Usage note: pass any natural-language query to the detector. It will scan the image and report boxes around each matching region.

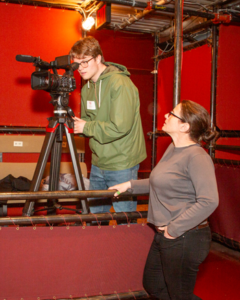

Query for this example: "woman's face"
[162,104,183,134]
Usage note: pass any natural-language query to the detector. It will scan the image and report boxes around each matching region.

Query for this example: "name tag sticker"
[87,101,96,110]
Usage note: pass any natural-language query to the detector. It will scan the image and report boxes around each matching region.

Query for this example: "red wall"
[209,25,240,244]
[0,4,154,172]
[157,44,212,162]
[216,25,240,131]
[215,24,240,161]
[0,4,82,126]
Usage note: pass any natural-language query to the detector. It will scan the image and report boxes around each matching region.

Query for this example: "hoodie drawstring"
[99,80,102,107]
[88,80,102,108]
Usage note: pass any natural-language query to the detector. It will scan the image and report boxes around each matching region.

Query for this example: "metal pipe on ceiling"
[156,39,208,61]
[115,9,154,30]
[101,0,217,19]
[159,17,206,43]
[160,17,202,36]
[108,24,154,33]
[183,19,213,35]
[5,0,240,22]
[103,0,146,8]
[115,10,152,30]
[220,0,240,8]
[173,0,184,108]
[115,0,172,30]
[80,0,94,8]
[2,0,78,10]
[109,0,240,32]
[159,12,239,44]
[152,3,216,19]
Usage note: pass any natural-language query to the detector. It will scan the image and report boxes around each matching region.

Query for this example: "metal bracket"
[79,153,85,162]
[212,13,232,24]
[146,0,152,10]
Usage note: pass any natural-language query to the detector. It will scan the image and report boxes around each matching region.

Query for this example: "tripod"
[22,94,89,217]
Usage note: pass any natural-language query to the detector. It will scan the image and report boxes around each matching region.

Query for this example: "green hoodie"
[81,62,147,171]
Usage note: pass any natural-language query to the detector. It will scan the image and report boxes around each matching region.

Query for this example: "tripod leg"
[64,122,89,214]
[47,124,63,214]
[22,120,58,216]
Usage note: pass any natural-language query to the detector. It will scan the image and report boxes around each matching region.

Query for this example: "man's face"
[73,55,100,81]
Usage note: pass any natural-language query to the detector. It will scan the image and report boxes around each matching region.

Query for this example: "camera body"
[16,54,79,113]
[31,70,76,93]
[31,55,77,93]
[16,54,78,94]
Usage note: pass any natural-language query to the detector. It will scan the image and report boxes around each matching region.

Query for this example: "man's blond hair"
[70,36,105,63]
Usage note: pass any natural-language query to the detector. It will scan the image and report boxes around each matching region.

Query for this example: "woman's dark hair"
[180,100,217,144]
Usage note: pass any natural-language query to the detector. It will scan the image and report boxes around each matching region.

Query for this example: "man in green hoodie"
[70,36,146,214]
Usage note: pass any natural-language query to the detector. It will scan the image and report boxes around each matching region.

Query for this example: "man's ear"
[180,122,190,133]
[96,55,102,64]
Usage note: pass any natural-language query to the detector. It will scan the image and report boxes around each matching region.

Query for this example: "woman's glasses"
[168,111,185,122]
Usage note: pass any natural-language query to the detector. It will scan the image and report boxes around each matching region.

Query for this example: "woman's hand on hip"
[164,227,177,239]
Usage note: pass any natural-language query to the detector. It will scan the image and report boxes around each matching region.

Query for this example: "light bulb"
[82,16,95,31]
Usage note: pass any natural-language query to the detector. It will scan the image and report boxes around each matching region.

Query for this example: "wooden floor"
[194,241,240,300]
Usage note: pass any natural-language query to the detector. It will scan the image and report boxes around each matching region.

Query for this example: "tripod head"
[16,54,80,118]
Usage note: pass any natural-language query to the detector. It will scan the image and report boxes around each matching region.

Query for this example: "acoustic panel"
[0,224,155,300]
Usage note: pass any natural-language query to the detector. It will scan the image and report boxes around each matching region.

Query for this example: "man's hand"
[72,116,86,134]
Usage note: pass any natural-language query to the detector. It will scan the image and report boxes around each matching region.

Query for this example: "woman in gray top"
[109,100,219,300]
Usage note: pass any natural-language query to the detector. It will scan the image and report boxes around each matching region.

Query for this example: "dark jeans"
[143,226,211,300]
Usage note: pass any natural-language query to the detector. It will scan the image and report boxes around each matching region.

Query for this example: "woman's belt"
[155,220,209,234]
[191,220,209,230]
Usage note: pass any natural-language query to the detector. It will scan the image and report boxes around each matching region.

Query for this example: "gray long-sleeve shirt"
[130,143,219,237]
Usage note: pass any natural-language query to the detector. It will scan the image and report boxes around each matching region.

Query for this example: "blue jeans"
[89,164,139,213]
[143,226,211,300]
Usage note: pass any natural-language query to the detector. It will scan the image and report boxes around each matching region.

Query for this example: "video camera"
[16,54,79,94]
[16,54,80,114]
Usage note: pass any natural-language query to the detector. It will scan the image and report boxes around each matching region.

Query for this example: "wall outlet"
[62,142,67,148]
[13,141,23,147]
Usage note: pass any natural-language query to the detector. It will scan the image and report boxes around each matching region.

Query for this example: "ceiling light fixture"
[82,16,95,31]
